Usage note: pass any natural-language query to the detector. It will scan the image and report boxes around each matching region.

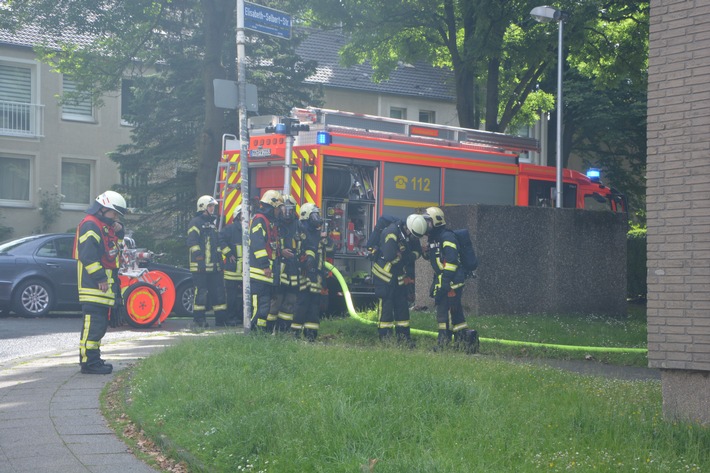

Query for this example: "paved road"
[0,313,192,366]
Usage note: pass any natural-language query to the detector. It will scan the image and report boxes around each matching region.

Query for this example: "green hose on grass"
[325,261,647,354]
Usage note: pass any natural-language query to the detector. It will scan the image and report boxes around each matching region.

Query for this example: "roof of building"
[296,29,455,102]
[0,23,94,50]
[1,24,455,102]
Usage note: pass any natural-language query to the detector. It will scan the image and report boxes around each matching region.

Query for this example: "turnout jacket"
[249,207,280,284]
[74,210,124,307]
[427,226,465,290]
[219,221,244,281]
[299,220,326,293]
[372,222,410,285]
[278,217,301,287]
[187,212,223,272]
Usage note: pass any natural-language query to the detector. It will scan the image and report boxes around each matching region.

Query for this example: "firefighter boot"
[395,326,415,348]
[466,329,480,354]
[81,361,113,375]
[304,328,318,342]
[378,328,393,341]
[436,329,452,349]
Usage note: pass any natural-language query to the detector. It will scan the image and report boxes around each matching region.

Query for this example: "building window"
[121,170,148,210]
[61,159,93,208]
[419,110,436,123]
[121,78,135,126]
[390,107,407,120]
[0,156,31,203]
[62,77,94,122]
[0,63,34,135]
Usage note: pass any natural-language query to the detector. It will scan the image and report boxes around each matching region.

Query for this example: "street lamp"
[531,5,569,208]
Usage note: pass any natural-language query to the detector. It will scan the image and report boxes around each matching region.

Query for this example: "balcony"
[0,100,44,138]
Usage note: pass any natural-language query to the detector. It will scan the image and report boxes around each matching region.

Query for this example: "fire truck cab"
[217,107,626,306]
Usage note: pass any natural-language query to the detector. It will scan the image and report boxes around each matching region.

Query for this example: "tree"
[1,0,321,217]
[301,0,648,211]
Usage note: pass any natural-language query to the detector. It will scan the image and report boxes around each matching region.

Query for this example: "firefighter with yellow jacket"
[249,190,284,332]
[219,207,244,326]
[75,190,127,374]
[416,207,478,352]
[187,195,228,328]
[292,203,327,341]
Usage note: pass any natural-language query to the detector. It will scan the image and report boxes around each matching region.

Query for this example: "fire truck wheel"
[174,281,194,316]
[123,282,162,328]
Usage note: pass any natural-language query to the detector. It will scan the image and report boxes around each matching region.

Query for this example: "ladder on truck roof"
[291,107,540,154]
[213,134,239,231]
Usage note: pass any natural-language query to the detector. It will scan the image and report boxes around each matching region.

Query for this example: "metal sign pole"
[237,0,252,331]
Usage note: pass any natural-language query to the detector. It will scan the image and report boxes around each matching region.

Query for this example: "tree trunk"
[454,64,477,129]
[196,0,232,197]
[485,56,501,132]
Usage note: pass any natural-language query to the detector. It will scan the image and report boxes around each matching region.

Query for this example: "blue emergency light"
[316,131,332,145]
[586,168,601,182]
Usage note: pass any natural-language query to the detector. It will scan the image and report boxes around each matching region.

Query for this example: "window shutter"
[62,77,93,118]
[0,64,31,103]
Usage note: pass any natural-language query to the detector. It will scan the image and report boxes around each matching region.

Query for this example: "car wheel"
[13,278,54,317]
[174,282,194,316]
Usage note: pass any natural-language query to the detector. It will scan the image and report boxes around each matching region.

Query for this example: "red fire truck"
[217,107,626,301]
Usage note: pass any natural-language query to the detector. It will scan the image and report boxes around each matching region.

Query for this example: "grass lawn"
[104,305,710,473]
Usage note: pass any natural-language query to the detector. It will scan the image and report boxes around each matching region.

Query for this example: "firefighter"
[75,190,127,374]
[372,217,419,343]
[418,207,477,352]
[249,190,284,332]
[293,203,326,341]
[187,195,228,328]
[270,194,300,332]
[219,207,244,326]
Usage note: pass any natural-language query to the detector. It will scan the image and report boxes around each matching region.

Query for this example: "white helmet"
[197,195,217,212]
[406,214,428,238]
[260,190,284,208]
[232,206,243,221]
[299,202,322,227]
[95,191,127,215]
[425,206,446,227]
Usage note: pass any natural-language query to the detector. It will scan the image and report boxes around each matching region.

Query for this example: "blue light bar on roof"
[316,131,331,145]
[586,168,601,182]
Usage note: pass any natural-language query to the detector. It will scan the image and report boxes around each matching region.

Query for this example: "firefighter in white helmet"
[371,215,421,344]
[74,190,127,374]
[419,207,478,352]
[269,194,301,332]
[292,202,326,341]
[249,190,284,332]
[187,195,228,328]
[219,206,245,326]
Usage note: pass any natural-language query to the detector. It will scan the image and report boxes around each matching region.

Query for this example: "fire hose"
[324,262,647,354]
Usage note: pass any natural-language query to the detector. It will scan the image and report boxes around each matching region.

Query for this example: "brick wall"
[647,0,710,374]
[411,0,710,428]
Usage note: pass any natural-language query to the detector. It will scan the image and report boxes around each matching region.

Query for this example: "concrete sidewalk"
[0,330,195,473]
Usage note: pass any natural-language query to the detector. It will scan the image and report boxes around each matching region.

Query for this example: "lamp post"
[531,5,569,208]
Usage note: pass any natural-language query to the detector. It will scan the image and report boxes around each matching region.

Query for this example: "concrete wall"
[647,0,710,426]
[414,205,628,317]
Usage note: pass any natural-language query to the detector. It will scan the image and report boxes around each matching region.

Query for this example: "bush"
[627,225,647,300]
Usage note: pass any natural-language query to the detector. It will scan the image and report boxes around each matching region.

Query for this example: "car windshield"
[0,235,44,254]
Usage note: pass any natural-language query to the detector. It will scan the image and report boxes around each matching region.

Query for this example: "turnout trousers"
[192,271,227,324]
[79,303,110,367]
[375,278,410,341]
[251,279,274,332]
[224,279,244,325]
[435,286,468,345]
